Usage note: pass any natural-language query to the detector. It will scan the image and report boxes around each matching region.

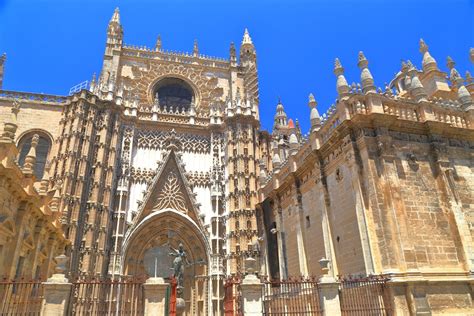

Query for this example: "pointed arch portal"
[122,208,210,314]
[121,147,211,314]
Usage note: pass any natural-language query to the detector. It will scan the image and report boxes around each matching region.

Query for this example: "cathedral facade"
[0,8,473,315]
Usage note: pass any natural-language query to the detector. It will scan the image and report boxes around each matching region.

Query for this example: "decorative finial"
[447,56,455,70]
[110,7,120,24]
[156,35,162,51]
[230,42,236,62]
[272,153,281,170]
[23,134,39,174]
[193,39,199,57]
[334,58,344,75]
[384,83,393,97]
[419,39,438,72]
[1,100,20,142]
[447,57,462,86]
[334,58,350,97]
[357,51,375,94]
[308,93,317,108]
[0,53,5,64]
[357,51,368,69]
[242,28,253,45]
[470,48,474,64]
[419,38,428,53]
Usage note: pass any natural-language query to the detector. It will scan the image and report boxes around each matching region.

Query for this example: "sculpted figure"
[169,243,189,289]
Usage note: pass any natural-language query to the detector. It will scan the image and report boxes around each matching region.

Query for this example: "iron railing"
[262,276,323,315]
[224,275,242,316]
[0,276,44,315]
[68,275,146,315]
[339,275,392,316]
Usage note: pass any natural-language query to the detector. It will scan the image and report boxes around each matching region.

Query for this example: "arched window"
[153,77,194,113]
[18,132,51,179]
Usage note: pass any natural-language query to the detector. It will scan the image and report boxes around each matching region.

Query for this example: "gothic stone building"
[0,8,473,315]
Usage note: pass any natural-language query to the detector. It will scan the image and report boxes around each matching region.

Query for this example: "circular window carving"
[153,78,194,113]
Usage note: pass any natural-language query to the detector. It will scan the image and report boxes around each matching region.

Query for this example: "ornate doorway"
[122,209,210,315]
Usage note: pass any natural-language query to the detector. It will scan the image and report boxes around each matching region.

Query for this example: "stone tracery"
[154,172,187,213]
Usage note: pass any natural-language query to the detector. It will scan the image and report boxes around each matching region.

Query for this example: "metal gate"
[339,275,392,316]
[68,275,145,315]
[262,277,323,315]
[0,276,44,315]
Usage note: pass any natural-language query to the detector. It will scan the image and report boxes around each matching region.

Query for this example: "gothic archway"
[122,208,210,315]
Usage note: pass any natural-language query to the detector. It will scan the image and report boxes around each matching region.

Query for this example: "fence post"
[241,257,263,315]
[143,277,169,316]
[41,254,72,316]
[318,258,341,316]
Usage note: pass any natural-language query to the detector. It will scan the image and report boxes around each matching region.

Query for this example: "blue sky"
[0,0,472,132]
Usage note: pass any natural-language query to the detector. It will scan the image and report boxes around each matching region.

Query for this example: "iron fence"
[68,275,146,315]
[339,275,392,316]
[224,275,242,316]
[262,276,323,315]
[0,276,44,315]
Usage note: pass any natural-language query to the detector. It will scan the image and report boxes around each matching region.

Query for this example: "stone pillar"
[241,257,263,315]
[41,255,72,316]
[318,258,341,316]
[241,274,263,316]
[143,277,169,316]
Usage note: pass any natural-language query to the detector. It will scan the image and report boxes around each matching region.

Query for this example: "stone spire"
[357,51,376,94]
[258,160,267,185]
[110,7,120,24]
[229,42,236,65]
[23,134,39,175]
[106,7,123,44]
[0,53,5,90]
[193,39,199,57]
[242,28,253,45]
[334,58,350,98]
[308,93,321,130]
[155,35,162,51]
[447,56,463,86]
[39,162,51,194]
[470,48,474,64]
[419,39,438,72]
[407,61,427,102]
[273,98,288,129]
[240,28,256,66]
[272,152,281,171]
[1,100,20,142]
[289,133,299,155]
[89,72,97,93]
[445,58,473,108]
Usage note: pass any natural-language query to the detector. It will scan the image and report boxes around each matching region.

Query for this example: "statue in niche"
[169,243,189,291]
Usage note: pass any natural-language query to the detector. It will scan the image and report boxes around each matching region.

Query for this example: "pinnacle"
[357,51,368,69]
[334,58,344,75]
[308,93,317,108]
[193,39,199,55]
[446,56,455,69]
[242,28,253,45]
[110,7,121,24]
[419,38,428,53]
